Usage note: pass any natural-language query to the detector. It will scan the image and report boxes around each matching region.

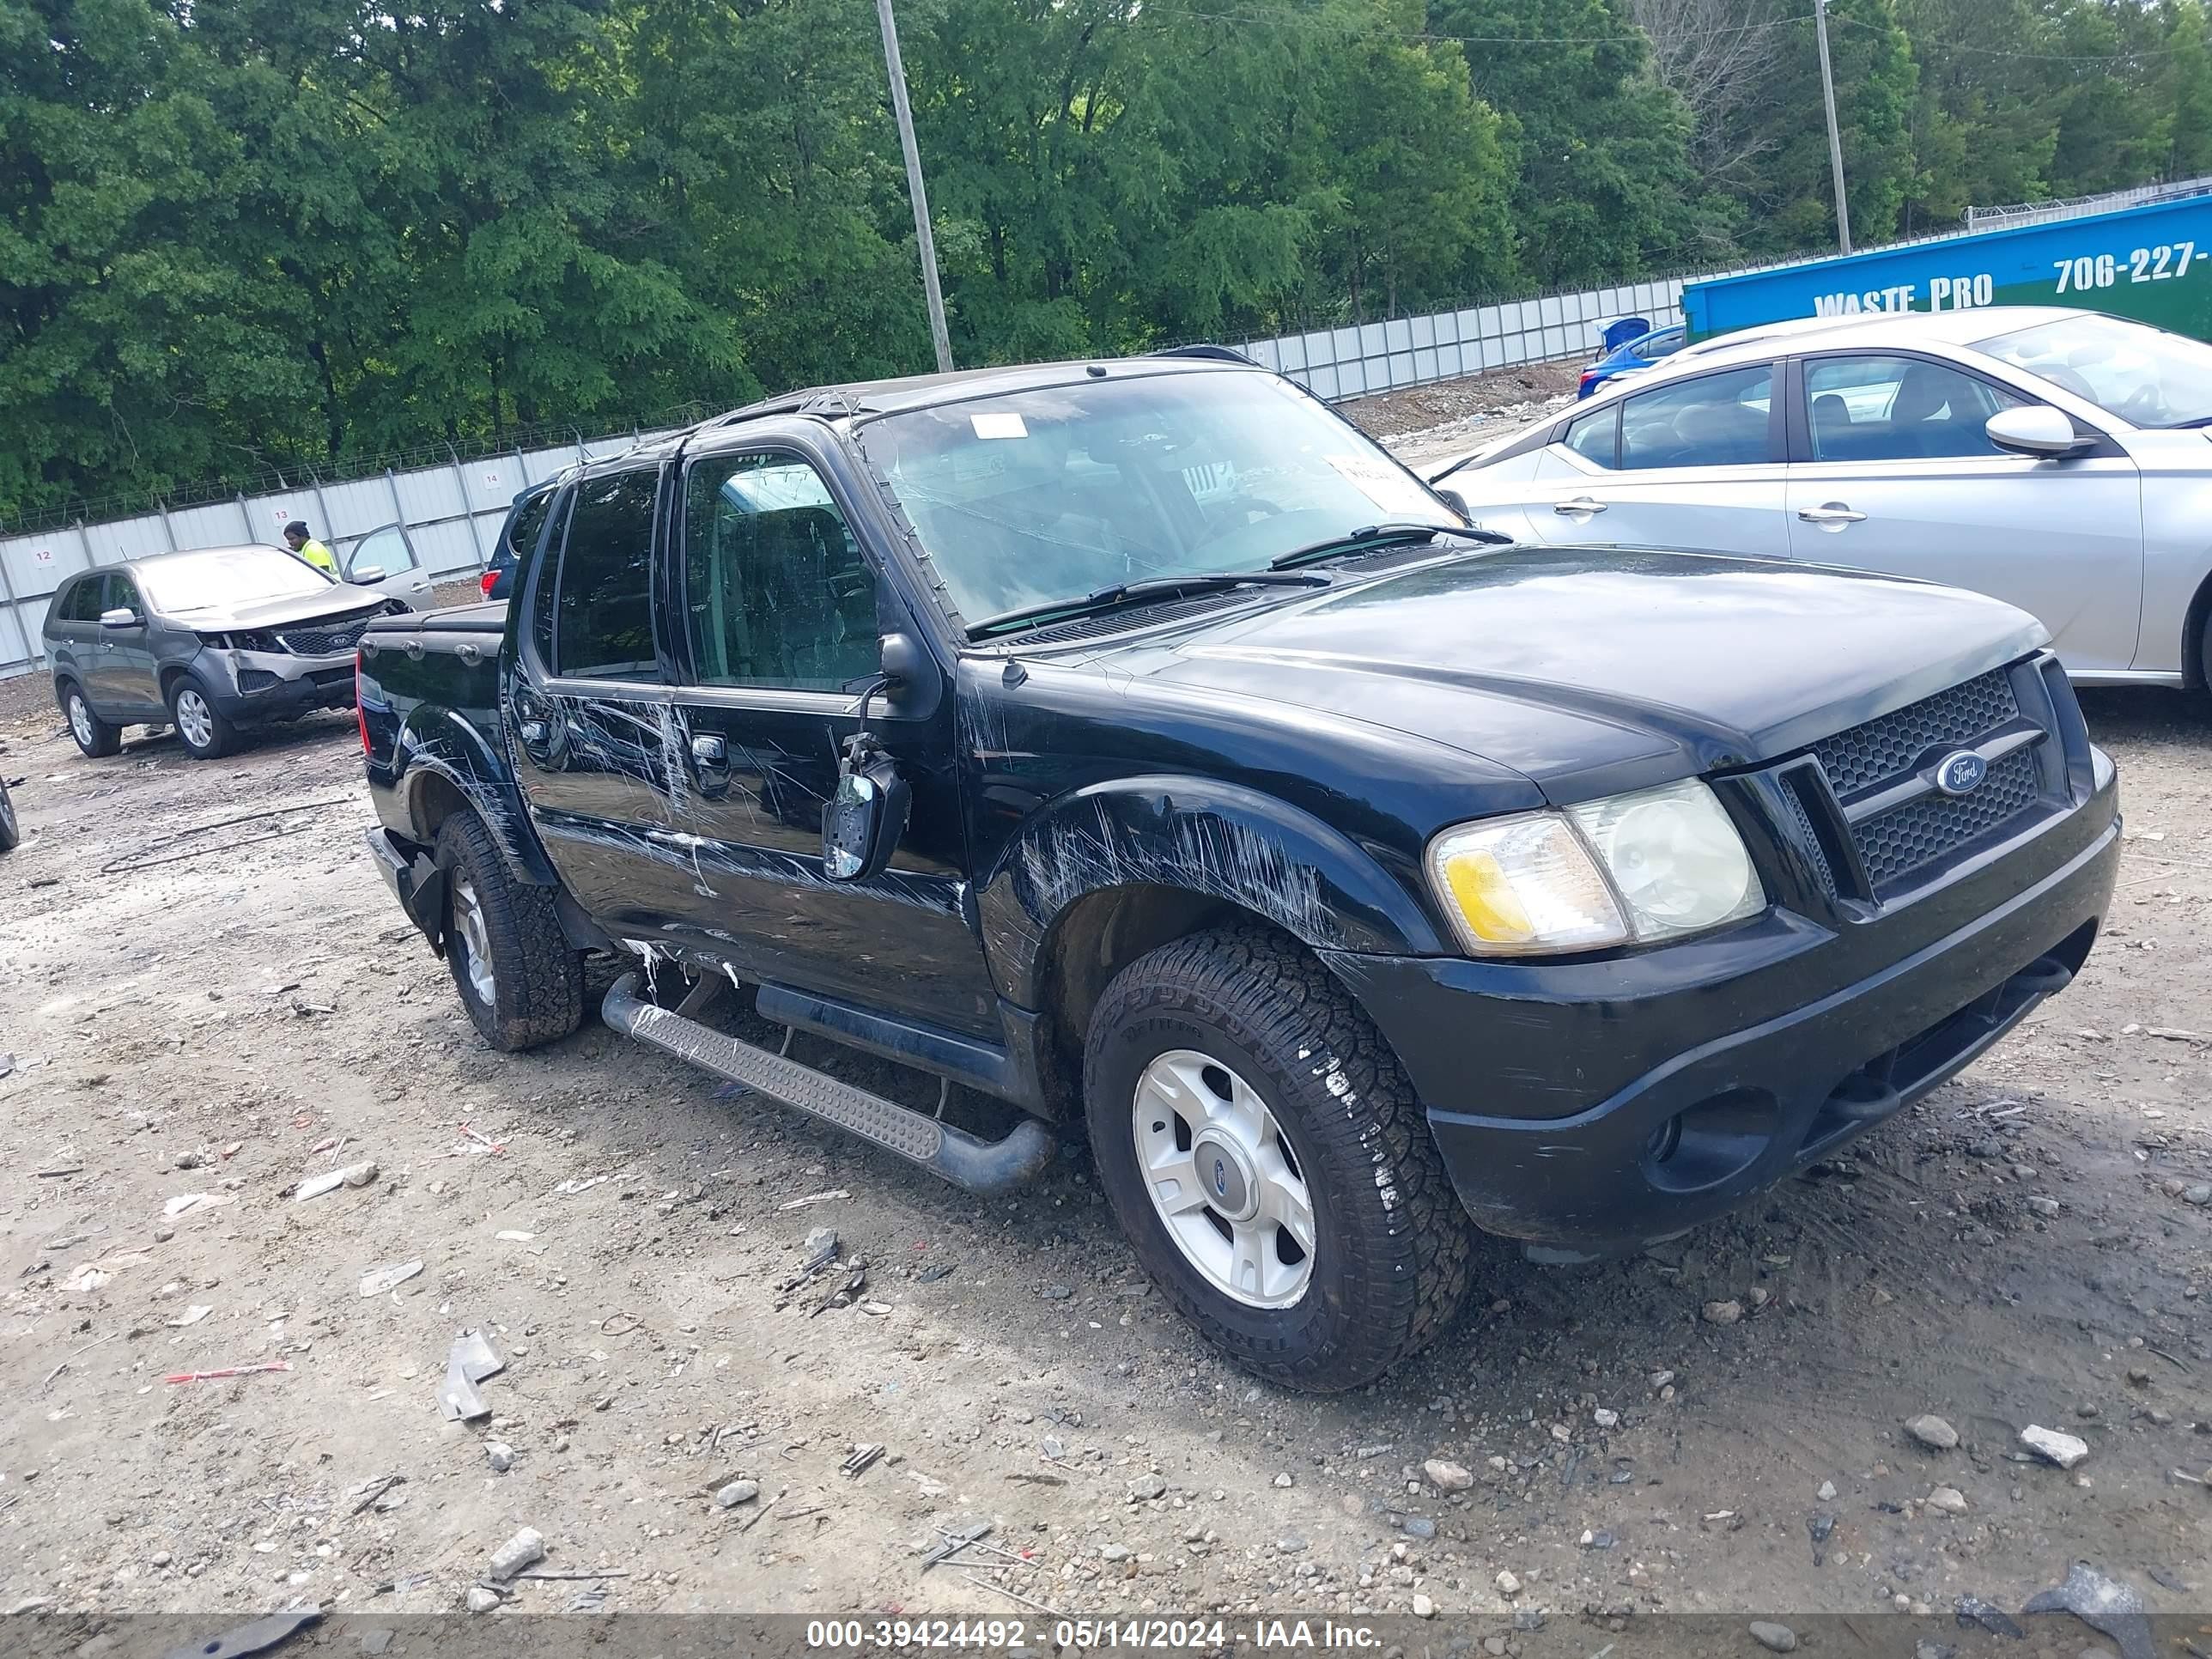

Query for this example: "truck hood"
[1104,545,2048,805]
[168,586,388,630]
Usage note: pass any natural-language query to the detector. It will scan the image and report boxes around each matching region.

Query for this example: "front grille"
[1851,745,2042,888]
[276,614,374,657]
[1812,668,2019,799]
[1792,663,2052,896]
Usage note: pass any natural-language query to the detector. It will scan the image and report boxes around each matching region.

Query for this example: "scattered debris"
[32,1164,82,1178]
[41,1331,118,1389]
[486,1443,514,1473]
[163,1192,235,1217]
[1906,1414,1961,1451]
[1701,1299,1743,1325]
[294,1160,377,1201]
[167,1304,214,1328]
[465,1586,501,1614]
[2021,1425,2090,1468]
[1927,1486,1969,1515]
[917,1261,957,1283]
[155,1608,322,1659]
[347,1474,407,1516]
[1955,1595,2026,1638]
[2023,1561,2154,1659]
[357,1261,422,1297]
[487,1527,546,1580]
[779,1189,850,1210]
[921,1520,993,1572]
[1423,1458,1474,1492]
[1004,1471,1066,1486]
[551,1172,623,1196]
[495,1231,535,1242]
[1748,1622,1798,1654]
[1128,1473,1167,1500]
[714,1480,760,1508]
[842,1443,884,1479]
[436,1328,504,1422]
[165,1362,290,1384]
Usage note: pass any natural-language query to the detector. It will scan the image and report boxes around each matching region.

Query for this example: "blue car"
[1577,320,1686,398]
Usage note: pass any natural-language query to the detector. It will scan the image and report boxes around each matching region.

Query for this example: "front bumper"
[201,648,357,724]
[1328,767,2118,1259]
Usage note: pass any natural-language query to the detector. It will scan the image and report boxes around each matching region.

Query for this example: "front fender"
[976,775,1449,1006]
[394,707,559,887]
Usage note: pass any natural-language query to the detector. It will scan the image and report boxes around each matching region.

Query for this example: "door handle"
[1553,496,1608,514]
[689,732,731,799]
[1797,503,1867,525]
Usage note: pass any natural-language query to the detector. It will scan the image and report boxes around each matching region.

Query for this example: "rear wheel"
[61,684,120,759]
[1084,925,1474,1392]
[0,777,17,854]
[434,810,585,1051]
[168,678,238,761]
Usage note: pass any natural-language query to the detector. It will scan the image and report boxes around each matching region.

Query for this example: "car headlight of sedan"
[1425,780,1764,956]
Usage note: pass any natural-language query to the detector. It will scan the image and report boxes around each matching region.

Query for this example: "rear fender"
[975,775,1447,1006]
[394,707,559,887]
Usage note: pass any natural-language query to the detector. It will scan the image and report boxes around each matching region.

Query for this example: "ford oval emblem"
[1212,1157,1230,1198]
[1934,750,1988,796]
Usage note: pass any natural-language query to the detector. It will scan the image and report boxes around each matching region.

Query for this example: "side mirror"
[821,740,910,882]
[349,563,387,584]
[99,607,140,630]
[1987,405,2084,458]
[1434,486,1472,520]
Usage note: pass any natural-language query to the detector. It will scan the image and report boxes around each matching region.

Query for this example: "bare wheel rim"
[174,689,214,750]
[69,696,94,749]
[452,874,497,1006]
[1133,1048,1316,1309]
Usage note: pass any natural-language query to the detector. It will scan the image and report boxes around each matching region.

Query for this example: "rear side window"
[1620,365,1774,471]
[56,577,98,622]
[1562,406,1618,468]
[551,471,660,681]
[506,490,555,562]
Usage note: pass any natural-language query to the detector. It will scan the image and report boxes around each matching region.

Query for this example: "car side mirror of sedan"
[1434,486,1473,520]
[1986,404,2086,458]
[349,563,387,584]
[99,607,141,630]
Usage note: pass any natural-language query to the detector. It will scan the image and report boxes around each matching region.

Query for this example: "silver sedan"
[1433,307,2212,687]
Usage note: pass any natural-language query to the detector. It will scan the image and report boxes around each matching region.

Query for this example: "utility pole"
[1813,0,1852,254]
[876,0,955,374]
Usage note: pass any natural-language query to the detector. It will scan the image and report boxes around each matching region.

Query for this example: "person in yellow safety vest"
[283,520,339,579]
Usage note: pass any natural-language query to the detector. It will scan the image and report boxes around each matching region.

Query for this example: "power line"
[1832,11,2178,62]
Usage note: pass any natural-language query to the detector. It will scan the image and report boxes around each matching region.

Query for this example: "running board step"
[600,974,1055,1194]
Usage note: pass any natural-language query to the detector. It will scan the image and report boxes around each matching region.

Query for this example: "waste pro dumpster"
[1681,193,2212,343]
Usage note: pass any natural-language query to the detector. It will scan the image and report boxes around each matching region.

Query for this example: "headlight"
[1426,781,1763,957]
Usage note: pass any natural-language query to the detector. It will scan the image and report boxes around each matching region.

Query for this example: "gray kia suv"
[45,545,400,761]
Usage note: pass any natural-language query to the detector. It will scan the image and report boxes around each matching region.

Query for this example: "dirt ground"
[1,380,2209,1655]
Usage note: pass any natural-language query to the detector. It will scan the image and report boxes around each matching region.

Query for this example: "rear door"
[506,467,686,930]
[341,523,434,609]
[658,436,998,1035]
[1522,362,1791,557]
[1784,351,2144,675]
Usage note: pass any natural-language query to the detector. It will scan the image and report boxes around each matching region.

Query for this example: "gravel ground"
[0,374,2208,1651]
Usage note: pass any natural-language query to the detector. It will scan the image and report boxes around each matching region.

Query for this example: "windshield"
[138,547,335,612]
[856,369,1457,624]
[1974,313,2212,427]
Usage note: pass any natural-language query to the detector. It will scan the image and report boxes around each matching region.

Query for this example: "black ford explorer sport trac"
[356,349,2119,1391]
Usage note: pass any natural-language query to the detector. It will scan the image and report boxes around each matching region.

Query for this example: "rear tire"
[0,777,17,854]
[434,811,585,1052]
[1084,925,1474,1392]
[167,678,238,760]
[61,684,121,759]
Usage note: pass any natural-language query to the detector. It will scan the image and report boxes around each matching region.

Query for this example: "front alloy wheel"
[1133,1050,1315,1308]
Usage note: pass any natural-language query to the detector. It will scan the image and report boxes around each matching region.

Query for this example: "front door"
[660,441,998,1036]
[1526,362,1792,558]
[92,573,162,715]
[1784,352,2145,676]
[342,522,434,609]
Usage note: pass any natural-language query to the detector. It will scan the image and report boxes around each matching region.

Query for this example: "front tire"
[0,778,17,854]
[1084,925,1474,1392]
[168,678,238,760]
[61,684,121,759]
[434,811,585,1052]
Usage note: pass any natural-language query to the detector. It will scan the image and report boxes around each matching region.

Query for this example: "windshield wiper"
[1267,521,1508,571]
[968,569,1328,640]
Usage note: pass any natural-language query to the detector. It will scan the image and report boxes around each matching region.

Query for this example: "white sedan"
[1431,307,2212,686]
